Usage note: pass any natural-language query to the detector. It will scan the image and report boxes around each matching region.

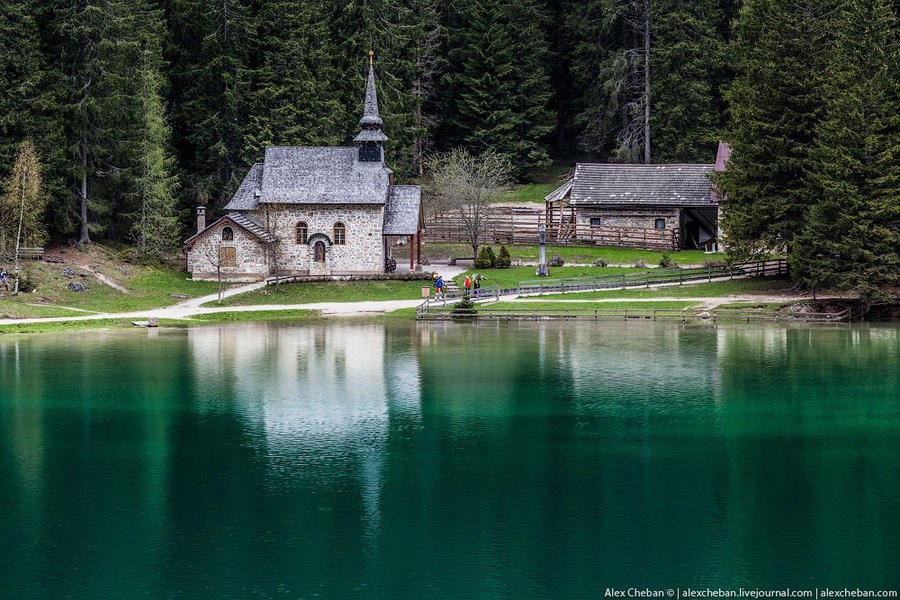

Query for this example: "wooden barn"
[545,144,730,251]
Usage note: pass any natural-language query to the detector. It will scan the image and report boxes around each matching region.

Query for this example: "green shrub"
[450,297,477,318]
[475,246,496,269]
[18,268,37,293]
[659,253,678,268]
[497,245,512,268]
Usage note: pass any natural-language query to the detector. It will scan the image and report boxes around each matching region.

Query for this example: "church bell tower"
[354,50,389,163]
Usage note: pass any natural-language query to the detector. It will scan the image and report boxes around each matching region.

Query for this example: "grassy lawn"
[0,302,92,319]
[501,244,714,265]
[454,266,650,290]
[527,277,792,300]
[2,245,223,316]
[189,309,319,322]
[211,279,428,307]
[395,242,720,266]
[493,183,558,203]
[716,301,795,310]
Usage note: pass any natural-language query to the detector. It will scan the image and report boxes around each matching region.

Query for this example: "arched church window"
[222,226,234,241]
[296,222,308,244]
[333,222,346,245]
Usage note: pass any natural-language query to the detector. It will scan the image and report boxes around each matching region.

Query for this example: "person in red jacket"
[464,275,472,298]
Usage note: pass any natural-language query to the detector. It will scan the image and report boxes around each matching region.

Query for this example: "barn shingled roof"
[570,164,716,207]
[382,186,421,235]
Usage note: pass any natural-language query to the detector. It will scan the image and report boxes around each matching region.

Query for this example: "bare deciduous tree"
[199,242,228,303]
[426,148,511,258]
[259,203,294,288]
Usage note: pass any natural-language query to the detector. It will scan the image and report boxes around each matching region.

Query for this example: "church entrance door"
[313,241,325,263]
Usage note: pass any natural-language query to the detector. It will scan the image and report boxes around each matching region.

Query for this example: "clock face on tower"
[359,143,381,162]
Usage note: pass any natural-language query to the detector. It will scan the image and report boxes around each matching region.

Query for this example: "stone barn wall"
[574,206,679,232]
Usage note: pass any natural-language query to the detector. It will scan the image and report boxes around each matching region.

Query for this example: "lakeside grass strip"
[6,261,223,315]
[0,310,320,335]
[490,300,701,310]
[0,318,189,335]
[189,309,319,323]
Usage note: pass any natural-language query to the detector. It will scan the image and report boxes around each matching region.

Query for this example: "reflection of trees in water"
[1,324,897,595]
[0,332,194,596]
[715,325,900,584]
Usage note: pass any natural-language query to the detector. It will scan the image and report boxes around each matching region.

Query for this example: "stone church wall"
[259,204,385,276]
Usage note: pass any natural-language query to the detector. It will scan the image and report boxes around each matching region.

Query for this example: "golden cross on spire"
[369,49,374,68]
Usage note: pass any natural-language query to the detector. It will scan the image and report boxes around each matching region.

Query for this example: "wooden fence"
[417,305,852,324]
[417,259,791,319]
[424,208,678,249]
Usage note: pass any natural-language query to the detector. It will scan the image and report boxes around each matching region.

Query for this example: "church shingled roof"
[383,186,421,235]
[223,163,264,211]
[258,146,391,205]
[570,164,716,207]
[217,54,402,214]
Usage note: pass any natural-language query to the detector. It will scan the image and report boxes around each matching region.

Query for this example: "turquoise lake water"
[0,321,898,599]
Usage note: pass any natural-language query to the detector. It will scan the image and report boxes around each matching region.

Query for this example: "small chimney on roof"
[196,206,206,233]
[711,142,733,204]
[715,141,732,172]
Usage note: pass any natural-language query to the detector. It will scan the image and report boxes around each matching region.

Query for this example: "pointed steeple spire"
[360,50,382,127]
[354,50,389,147]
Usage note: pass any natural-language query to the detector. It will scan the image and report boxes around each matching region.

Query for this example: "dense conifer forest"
[0,0,896,293]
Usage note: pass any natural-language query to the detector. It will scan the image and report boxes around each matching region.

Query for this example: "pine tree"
[564,0,650,162]
[167,0,256,207]
[716,0,837,259]
[52,0,147,244]
[650,0,726,162]
[441,0,555,176]
[792,0,899,299]
[0,2,44,175]
[130,34,180,259]
[0,1,68,236]
[565,0,731,163]
[328,0,443,179]
[243,0,346,164]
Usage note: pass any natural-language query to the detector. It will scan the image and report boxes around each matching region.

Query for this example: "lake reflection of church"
[188,322,423,533]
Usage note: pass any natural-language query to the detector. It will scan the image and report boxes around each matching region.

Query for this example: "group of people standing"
[432,272,485,300]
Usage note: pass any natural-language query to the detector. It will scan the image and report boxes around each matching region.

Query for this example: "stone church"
[184,55,423,281]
